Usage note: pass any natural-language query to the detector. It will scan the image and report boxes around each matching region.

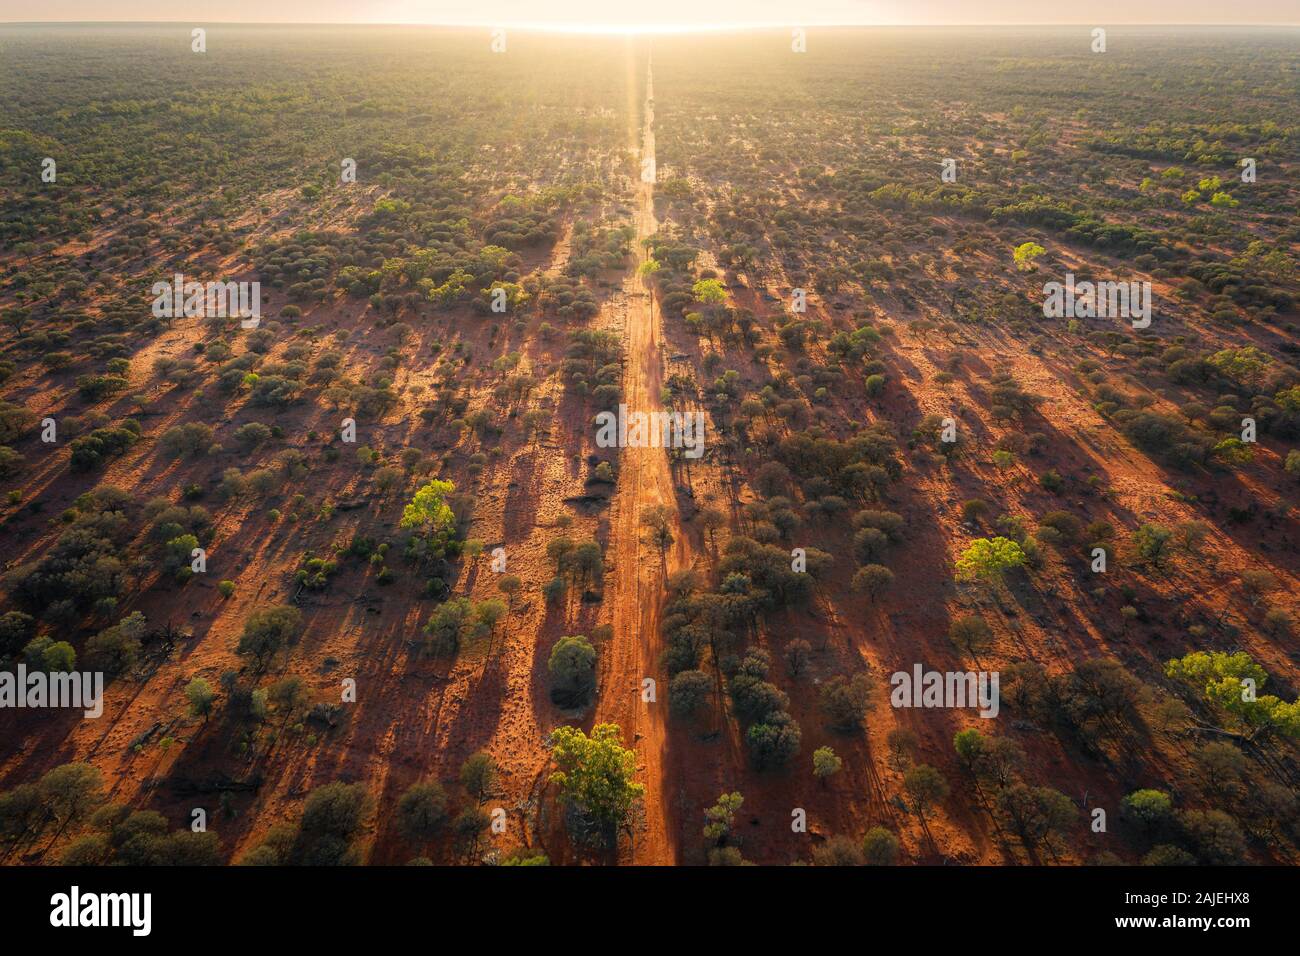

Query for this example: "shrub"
[1179,809,1247,865]
[236,605,302,667]
[460,753,497,801]
[669,669,712,719]
[862,826,900,865]
[548,723,643,839]
[903,764,949,817]
[0,611,37,656]
[301,782,369,843]
[746,711,801,769]
[70,423,140,471]
[956,537,1026,581]
[812,834,865,866]
[185,678,215,719]
[1121,789,1173,831]
[85,612,147,674]
[949,615,993,653]
[396,781,448,841]
[851,564,894,602]
[813,746,843,781]
[542,576,566,605]
[159,422,214,459]
[819,672,873,731]
[234,422,272,450]
[548,635,597,707]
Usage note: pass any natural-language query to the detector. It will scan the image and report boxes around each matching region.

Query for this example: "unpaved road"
[596,54,689,865]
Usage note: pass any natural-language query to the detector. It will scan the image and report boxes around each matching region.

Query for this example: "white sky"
[2,1,1296,27]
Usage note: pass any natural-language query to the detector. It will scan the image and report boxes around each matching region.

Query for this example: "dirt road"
[596,53,688,865]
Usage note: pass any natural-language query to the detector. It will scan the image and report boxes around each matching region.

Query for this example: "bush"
[812,834,865,865]
[819,672,872,731]
[422,598,494,656]
[452,806,490,853]
[813,746,843,781]
[185,678,215,719]
[237,605,302,667]
[548,635,597,707]
[1121,789,1173,831]
[396,781,448,841]
[159,422,214,459]
[548,723,643,839]
[38,762,104,826]
[542,576,566,605]
[851,564,894,601]
[0,611,37,656]
[25,637,76,672]
[746,711,801,769]
[85,612,146,674]
[0,445,23,478]
[234,422,272,451]
[956,537,1026,581]
[1180,809,1247,864]
[1142,844,1195,866]
[949,615,993,653]
[460,753,497,801]
[669,669,712,719]
[70,424,140,471]
[903,764,949,817]
[862,826,900,865]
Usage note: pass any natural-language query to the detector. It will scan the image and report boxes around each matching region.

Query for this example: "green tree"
[956,537,1026,581]
[1120,789,1173,831]
[813,746,843,783]
[38,763,104,827]
[997,784,1077,849]
[703,791,743,845]
[903,764,949,818]
[953,728,986,770]
[949,615,993,654]
[496,574,522,605]
[400,479,458,559]
[851,564,894,602]
[453,807,490,857]
[27,638,76,673]
[301,782,369,842]
[1165,650,1300,742]
[548,723,644,839]
[185,678,215,720]
[422,597,493,657]
[1012,241,1045,271]
[460,753,497,802]
[669,669,712,719]
[862,826,900,865]
[1179,809,1247,865]
[1133,523,1173,569]
[692,278,728,305]
[85,612,147,674]
[548,635,598,707]
[396,781,448,842]
[237,605,302,668]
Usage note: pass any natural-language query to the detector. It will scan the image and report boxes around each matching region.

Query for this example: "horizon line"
[2,20,1298,31]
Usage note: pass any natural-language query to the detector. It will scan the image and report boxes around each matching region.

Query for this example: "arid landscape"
[1,22,1298,871]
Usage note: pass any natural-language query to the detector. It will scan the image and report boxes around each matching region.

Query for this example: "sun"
[504,21,772,34]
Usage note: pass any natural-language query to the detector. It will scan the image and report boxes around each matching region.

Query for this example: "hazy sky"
[3,0,1297,27]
